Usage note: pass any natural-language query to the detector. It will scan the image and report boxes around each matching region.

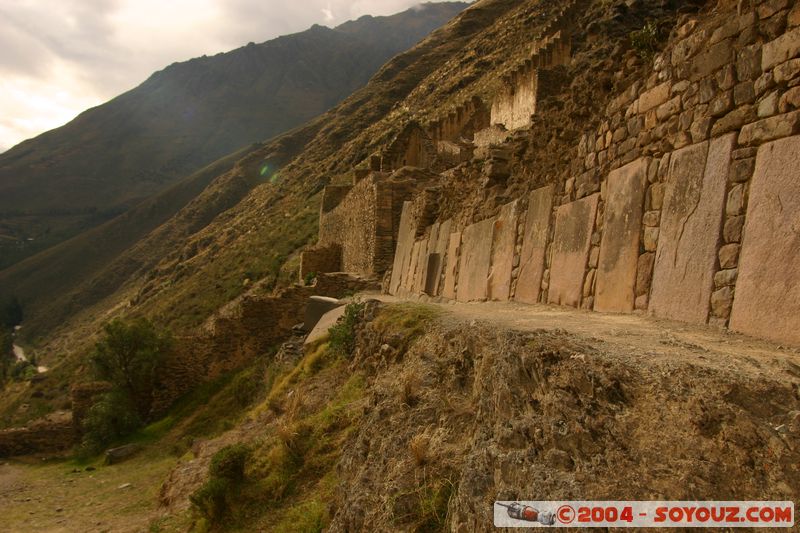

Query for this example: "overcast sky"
[0,0,435,153]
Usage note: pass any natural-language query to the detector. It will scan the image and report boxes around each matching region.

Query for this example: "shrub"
[630,20,660,62]
[328,302,364,357]
[303,271,317,286]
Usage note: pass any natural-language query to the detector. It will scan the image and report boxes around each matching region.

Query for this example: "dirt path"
[373,294,800,387]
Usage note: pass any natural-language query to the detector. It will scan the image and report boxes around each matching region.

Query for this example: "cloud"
[0,0,443,152]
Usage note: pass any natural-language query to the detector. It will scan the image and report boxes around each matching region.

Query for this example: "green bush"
[328,302,364,357]
[303,271,317,286]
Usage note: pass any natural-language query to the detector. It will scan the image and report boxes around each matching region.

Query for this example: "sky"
[0,0,435,153]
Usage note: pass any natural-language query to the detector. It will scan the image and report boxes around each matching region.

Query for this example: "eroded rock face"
[730,135,800,344]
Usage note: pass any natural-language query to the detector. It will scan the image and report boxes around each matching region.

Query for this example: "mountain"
[0,2,468,269]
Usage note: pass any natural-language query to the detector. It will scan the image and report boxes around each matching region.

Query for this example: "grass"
[198,341,367,531]
[372,303,442,353]
[0,451,186,532]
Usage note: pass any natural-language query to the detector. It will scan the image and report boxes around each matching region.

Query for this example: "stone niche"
[488,201,520,301]
[730,135,800,345]
[515,185,555,304]
[649,134,734,324]
[595,159,648,313]
[457,218,496,302]
[548,193,599,307]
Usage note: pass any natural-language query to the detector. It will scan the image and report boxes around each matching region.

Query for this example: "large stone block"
[730,135,800,345]
[515,185,554,304]
[456,218,496,302]
[413,237,430,293]
[595,159,648,312]
[426,219,452,296]
[649,134,734,324]
[404,240,422,293]
[442,232,461,300]
[547,194,600,307]
[389,202,415,295]
[488,200,520,301]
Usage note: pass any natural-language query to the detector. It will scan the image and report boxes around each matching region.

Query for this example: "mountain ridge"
[0,2,468,268]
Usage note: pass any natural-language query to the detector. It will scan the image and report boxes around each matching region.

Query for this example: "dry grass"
[409,434,431,466]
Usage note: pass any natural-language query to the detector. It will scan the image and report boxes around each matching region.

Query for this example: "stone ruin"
[301,0,800,347]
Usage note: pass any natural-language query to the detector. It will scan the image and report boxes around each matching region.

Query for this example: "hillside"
[0,2,468,269]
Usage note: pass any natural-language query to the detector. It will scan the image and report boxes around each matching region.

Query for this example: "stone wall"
[0,411,73,457]
[384,0,800,346]
[299,244,341,280]
[317,170,422,277]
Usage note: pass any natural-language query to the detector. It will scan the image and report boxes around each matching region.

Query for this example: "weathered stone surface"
[779,87,800,113]
[304,305,346,346]
[762,26,800,70]
[710,286,734,318]
[442,232,461,300]
[488,201,520,301]
[691,39,733,80]
[643,227,659,251]
[456,218,495,302]
[595,159,648,313]
[515,186,554,304]
[303,296,342,332]
[724,215,745,242]
[639,83,671,113]
[548,194,600,308]
[714,268,738,288]
[738,111,800,145]
[635,252,656,297]
[730,135,800,344]
[389,202,415,295]
[729,158,755,182]
[650,134,735,324]
[718,243,740,268]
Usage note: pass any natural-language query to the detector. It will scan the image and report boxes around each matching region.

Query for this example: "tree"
[91,318,172,421]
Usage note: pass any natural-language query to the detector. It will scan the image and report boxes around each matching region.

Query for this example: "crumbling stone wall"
[150,274,378,415]
[0,412,73,457]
